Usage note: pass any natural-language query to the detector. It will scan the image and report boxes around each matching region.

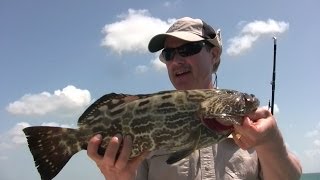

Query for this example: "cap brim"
[148,32,205,52]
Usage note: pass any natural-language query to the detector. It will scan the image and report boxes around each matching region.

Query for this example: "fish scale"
[23,88,259,180]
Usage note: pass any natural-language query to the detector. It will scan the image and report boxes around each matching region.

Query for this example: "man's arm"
[233,108,302,180]
[255,128,302,179]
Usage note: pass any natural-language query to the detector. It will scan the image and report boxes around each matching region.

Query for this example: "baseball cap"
[148,17,222,72]
[148,17,222,52]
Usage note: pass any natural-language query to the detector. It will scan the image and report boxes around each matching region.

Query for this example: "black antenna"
[270,37,277,115]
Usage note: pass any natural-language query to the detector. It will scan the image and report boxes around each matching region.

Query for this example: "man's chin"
[171,74,196,89]
[173,82,195,90]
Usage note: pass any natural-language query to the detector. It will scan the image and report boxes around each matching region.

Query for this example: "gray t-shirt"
[136,137,262,180]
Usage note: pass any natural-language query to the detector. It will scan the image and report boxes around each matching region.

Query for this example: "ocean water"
[301,173,320,180]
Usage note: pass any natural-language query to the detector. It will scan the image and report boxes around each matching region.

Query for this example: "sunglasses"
[160,41,209,62]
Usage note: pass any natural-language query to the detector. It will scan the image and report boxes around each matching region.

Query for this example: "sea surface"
[301,173,320,180]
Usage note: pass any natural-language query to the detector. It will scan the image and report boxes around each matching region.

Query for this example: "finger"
[115,135,133,169]
[232,131,255,150]
[234,117,254,137]
[232,132,248,150]
[247,108,271,122]
[87,134,103,162]
[236,116,267,141]
[232,131,242,140]
[103,134,123,167]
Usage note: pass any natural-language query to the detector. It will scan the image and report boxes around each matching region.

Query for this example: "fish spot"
[134,107,149,115]
[107,99,125,109]
[109,108,125,116]
[122,126,131,134]
[158,102,175,108]
[161,94,172,99]
[151,129,175,147]
[130,117,154,134]
[92,125,108,133]
[154,102,176,114]
[138,100,150,107]
[133,136,153,153]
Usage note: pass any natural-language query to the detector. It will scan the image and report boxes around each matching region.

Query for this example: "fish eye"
[243,93,253,102]
[243,93,252,101]
[242,93,260,109]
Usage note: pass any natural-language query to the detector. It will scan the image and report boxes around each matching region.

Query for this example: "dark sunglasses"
[160,41,209,62]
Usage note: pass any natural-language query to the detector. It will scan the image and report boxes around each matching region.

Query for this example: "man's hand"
[87,134,149,180]
[232,108,277,149]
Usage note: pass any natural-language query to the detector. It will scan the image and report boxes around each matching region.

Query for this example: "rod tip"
[273,36,277,44]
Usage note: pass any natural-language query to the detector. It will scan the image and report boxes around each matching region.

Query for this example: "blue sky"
[1,0,319,179]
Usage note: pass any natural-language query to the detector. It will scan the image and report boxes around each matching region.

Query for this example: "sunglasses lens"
[178,42,204,57]
[162,48,175,61]
[161,41,206,62]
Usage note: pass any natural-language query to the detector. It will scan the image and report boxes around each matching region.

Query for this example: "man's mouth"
[175,68,190,76]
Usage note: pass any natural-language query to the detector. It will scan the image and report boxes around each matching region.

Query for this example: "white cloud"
[9,122,30,144]
[101,9,173,54]
[227,19,289,56]
[163,2,171,7]
[227,35,259,56]
[305,129,319,138]
[101,9,175,73]
[41,122,75,128]
[305,122,320,138]
[151,59,166,72]
[304,122,320,159]
[6,85,91,116]
[163,0,181,7]
[314,139,320,147]
[151,53,167,72]
[0,122,30,149]
[273,104,280,114]
[0,122,75,160]
[135,65,149,74]
[262,103,279,114]
[135,53,167,74]
[304,149,320,159]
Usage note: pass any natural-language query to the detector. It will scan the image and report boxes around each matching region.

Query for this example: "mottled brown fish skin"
[23,89,259,180]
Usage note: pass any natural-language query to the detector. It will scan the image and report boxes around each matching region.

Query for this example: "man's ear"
[211,46,220,60]
[211,47,220,64]
[210,47,220,71]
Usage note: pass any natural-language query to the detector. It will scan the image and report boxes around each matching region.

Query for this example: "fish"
[23,88,260,180]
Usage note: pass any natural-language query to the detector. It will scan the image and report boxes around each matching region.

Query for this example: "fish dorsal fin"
[78,93,146,125]
[166,128,202,164]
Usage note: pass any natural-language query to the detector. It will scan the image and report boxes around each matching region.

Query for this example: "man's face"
[163,37,218,90]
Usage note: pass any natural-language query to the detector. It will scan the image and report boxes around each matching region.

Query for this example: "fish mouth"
[201,117,234,132]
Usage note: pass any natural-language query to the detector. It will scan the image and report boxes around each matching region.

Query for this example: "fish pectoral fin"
[166,128,202,164]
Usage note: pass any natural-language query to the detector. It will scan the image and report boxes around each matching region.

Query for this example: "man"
[87,17,302,179]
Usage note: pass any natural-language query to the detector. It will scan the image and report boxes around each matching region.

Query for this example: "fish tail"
[23,126,81,180]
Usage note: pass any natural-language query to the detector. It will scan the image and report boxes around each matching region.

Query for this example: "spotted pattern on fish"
[23,89,259,180]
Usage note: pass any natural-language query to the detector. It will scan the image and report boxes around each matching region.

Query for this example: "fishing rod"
[269,36,277,115]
